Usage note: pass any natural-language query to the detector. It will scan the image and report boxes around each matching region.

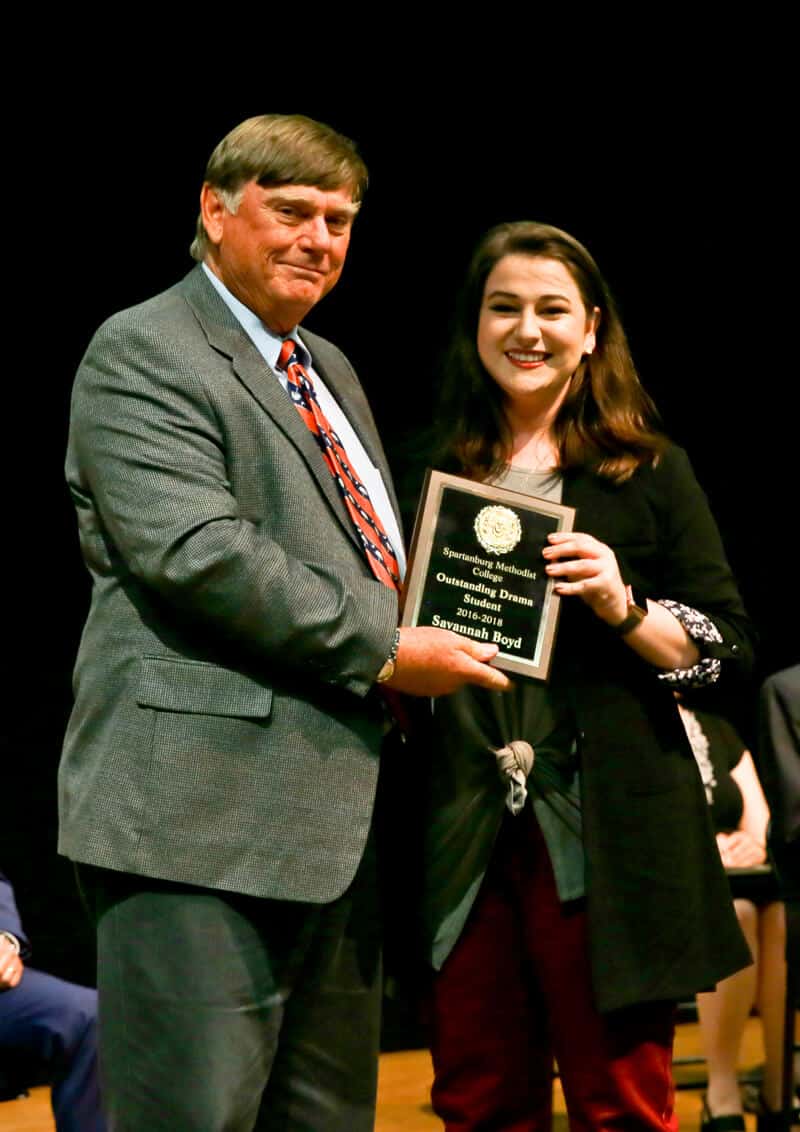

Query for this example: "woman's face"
[477,254,599,414]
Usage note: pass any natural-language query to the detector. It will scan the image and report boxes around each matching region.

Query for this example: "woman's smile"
[477,254,598,413]
[505,349,549,368]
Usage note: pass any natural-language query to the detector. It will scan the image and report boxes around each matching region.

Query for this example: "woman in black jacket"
[419,221,755,1131]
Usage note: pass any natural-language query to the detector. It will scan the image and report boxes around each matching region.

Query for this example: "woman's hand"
[542,531,701,670]
[716,830,767,870]
[542,532,628,625]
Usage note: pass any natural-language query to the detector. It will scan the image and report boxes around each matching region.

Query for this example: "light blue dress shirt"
[202,265,405,578]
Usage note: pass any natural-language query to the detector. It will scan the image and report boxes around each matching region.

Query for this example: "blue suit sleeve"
[0,871,31,957]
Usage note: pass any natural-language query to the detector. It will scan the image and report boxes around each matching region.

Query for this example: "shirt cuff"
[0,930,20,955]
[655,599,723,688]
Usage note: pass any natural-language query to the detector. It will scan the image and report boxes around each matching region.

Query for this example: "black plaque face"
[401,471,575,679]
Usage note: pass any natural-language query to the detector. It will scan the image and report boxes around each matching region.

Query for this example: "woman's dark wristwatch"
[611,585,649,636]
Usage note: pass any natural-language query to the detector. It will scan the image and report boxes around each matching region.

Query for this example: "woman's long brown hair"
[435,222,667,483]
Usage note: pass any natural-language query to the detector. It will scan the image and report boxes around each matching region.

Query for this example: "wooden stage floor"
[0,1016,787,1131]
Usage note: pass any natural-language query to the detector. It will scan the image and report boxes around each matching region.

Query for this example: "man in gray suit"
[60,114,509,1130]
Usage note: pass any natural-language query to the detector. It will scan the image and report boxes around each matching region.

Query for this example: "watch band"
[376,628,401,683]
[611,585,649,636]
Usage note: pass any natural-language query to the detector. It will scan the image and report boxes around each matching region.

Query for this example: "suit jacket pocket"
[137,656,273,719]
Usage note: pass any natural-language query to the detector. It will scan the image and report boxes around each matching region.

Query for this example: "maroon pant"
[429,811,678,1131]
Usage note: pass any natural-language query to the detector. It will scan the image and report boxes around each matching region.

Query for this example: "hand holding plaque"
[401,471,575,679]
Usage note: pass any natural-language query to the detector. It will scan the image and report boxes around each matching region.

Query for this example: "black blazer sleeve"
[565,443,755,683]
[646,445,754,673]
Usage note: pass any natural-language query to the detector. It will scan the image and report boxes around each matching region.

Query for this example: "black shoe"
[701,1096,746,1132]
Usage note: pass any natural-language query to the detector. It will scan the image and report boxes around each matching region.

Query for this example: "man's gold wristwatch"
[611,585,649,636]
[377,628,401,683]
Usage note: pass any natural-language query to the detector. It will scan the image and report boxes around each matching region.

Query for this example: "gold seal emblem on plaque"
[474,505,522,555]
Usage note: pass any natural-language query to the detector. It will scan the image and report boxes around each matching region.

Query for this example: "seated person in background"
[0,869,105,1132]
[758,665,800,909]
[677,699,792,1131]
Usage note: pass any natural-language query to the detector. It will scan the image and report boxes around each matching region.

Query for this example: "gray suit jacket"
[59,265,400,904]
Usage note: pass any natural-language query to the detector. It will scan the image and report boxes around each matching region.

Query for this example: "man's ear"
[199,184,226,247]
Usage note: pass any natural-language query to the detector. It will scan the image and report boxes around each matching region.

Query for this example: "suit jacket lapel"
[305,335,403,530]
[179,267,366,556]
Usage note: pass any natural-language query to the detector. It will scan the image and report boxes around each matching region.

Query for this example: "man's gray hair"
[190,114,368,262]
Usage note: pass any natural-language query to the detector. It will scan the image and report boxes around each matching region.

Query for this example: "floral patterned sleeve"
[655,599,723,688]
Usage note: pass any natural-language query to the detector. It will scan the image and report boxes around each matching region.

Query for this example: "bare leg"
[696,898,758,1116]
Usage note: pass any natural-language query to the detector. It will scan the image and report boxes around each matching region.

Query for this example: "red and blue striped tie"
[278,338,401,590]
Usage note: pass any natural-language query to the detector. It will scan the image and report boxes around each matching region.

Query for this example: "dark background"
[3,75,795,988]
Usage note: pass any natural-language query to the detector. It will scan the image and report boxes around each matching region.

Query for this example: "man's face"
[201,181,358,333]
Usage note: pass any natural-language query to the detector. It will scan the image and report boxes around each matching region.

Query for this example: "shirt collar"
[201,263,310,369]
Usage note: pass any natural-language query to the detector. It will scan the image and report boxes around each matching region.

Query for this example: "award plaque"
[401,470,576,679]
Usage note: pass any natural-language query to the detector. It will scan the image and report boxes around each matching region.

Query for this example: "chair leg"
[778,966,796,1131]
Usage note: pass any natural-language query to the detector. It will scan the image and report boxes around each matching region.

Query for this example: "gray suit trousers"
[77,839,381,1132]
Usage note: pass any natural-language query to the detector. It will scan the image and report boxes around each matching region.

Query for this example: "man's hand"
[383,627,512,697]
[0,934,23,990]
